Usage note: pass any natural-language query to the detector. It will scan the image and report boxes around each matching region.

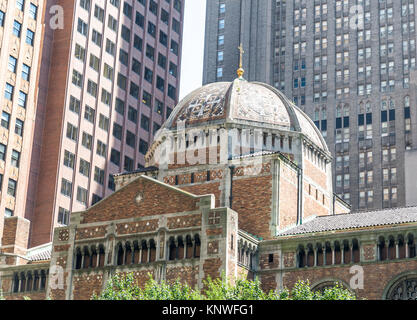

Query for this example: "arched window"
[116,243,124,266]
[325,242,332,266]
[125,242,133,265]
[177,237,184,260]
[185,235,193,259]
[306,244,314,267]
[352,239,360,263]
[316,244,324,266]
[40,270,47,291]
[83,247,91,268]
[26,272,33,292]
[378,236,387,261]
[98,245,105,267]
[149,239,156,262]
[342,240,351,264]
[91,246,98,268]
[388,236,396,260]
[141,240,148,263]
[75,248,82,269]
[132,241,140,264]
[334,242,342,265]
[398,235,406,259]
[13,273,19,293]
[194,235,201,258]
[169,237,177,261]
[33,271,39,291]
[20,272,26,293]
[386,275,417,300]
[297,246,306,268]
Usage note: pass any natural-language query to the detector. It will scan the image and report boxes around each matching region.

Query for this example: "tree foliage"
[93,272,356,301]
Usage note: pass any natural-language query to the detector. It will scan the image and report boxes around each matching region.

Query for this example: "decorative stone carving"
[388,278,417,300]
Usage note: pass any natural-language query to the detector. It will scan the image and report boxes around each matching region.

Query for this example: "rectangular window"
[58,207,70,225]
[15,119,24,136]
[13,21,22,37]
[84,105,95,123]
[0,144,6,161]
[22,64,31,81]
[94,167,105,185]
[74,43,86,61]
[69,96,80,114]
[1,112,10,129]
[99,114,109,132]
[76,186,88,205]
[113,123,122,140]
[7,179,17,197]
[61,178,72,198]
[79,158,90,177]
[5,83,14,101]
[8,56,17,73]
[82,132,93,150]
[63,150,75,169]
[66,123,78,141]
[11,150,20,168]
[18,91,27,108]
[96,140,107,157]
[26,29,35,46]
[16,0,25,11]
[110,148,120,166]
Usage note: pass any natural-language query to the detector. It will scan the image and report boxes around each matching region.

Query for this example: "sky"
[179,0,207,100]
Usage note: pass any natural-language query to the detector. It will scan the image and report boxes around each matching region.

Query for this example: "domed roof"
[162,79,328,152]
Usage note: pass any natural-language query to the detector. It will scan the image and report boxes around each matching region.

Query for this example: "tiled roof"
[279,206,417,236]
[113,166,159,177]
[26,243,52,262]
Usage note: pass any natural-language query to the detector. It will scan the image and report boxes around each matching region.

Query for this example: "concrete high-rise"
[203,0,417,212]
[0,0,184,253]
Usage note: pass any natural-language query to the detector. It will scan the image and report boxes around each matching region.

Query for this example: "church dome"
[161,78,328,152]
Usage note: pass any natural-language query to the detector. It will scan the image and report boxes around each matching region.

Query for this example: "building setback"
[203,0,417,212]
[0,0,185,252]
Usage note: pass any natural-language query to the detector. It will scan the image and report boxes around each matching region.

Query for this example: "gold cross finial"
[237,43,245,78]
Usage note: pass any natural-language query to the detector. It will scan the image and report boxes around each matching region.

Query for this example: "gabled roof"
[279,206,417,236]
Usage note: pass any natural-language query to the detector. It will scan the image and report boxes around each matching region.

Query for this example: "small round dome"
[161,79,328,152]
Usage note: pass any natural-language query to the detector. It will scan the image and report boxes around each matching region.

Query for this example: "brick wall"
[280,259,417,299]
[1,217,30,255]
[233,175,273,240]
[166,265,199,288]
[279,164,298,230]
[81,177,199,223]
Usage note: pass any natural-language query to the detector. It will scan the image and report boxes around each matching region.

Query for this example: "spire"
[237,43,245,79]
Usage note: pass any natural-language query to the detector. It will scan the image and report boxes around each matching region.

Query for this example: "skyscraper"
[0,0,184,252]
[203,0,417,212]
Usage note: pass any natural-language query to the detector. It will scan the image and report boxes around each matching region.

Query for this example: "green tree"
[93,272,355,301]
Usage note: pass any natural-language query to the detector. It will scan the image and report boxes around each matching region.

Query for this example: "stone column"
[341,244,345,264]
[331,244,335,265]
[395,241,400,259]
[323,244,327,266]
[350,243,354,263]
[305,247,308,267]
[314,247,318,267]
[406,240,409,258]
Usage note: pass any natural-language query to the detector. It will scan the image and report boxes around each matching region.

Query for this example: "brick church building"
[1,75,417,300]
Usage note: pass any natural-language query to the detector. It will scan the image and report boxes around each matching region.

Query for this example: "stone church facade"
[1,78,417,300]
